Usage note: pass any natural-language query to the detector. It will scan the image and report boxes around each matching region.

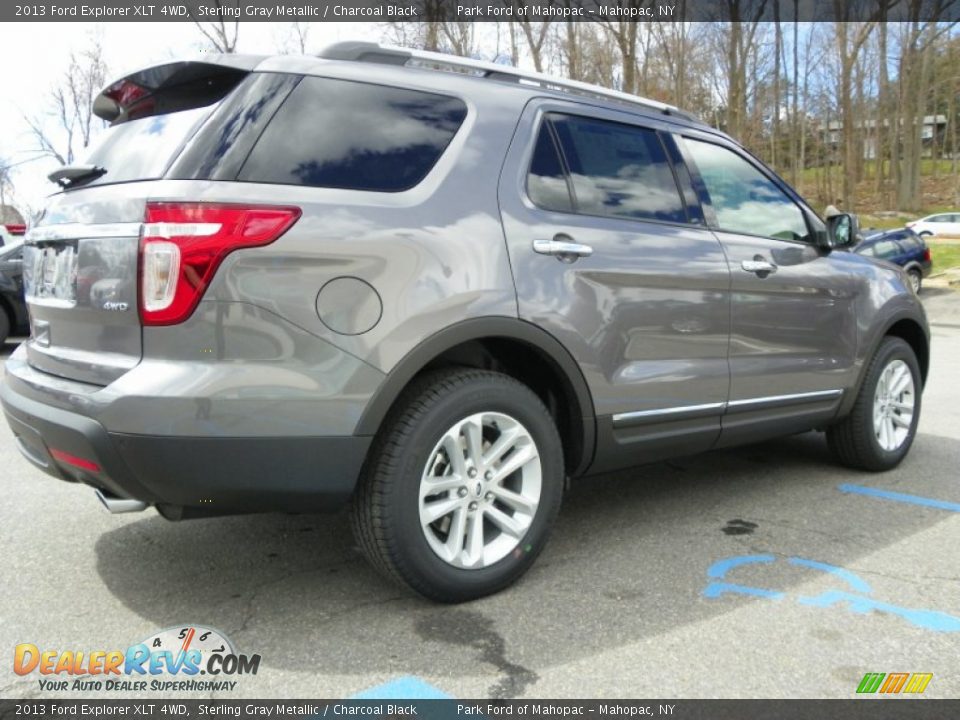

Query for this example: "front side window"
[238,76,467,192]
[683,138,809,242]
[549,114,687,223]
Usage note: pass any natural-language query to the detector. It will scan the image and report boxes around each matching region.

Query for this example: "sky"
[0,21,385,216]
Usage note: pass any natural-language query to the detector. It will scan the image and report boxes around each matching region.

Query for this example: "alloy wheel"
[418,412,541,569]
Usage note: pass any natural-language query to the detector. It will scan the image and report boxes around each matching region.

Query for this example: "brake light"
[923,248,931,262]
[4,224,26,236]
[103,80,149,107]
[140,202,301,325]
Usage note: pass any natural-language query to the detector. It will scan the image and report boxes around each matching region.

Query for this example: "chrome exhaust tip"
[95,489,148,514]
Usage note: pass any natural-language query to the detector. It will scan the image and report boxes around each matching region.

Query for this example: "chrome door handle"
[741,258,777,275]
[533,235,593,262]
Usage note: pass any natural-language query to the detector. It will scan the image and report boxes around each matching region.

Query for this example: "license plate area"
[28,242,79,306]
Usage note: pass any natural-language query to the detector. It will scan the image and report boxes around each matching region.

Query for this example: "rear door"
[499,102,731,473]
[676,133,860,446]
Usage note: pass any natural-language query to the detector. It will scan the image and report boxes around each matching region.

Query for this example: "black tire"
[907,269,922,294]
[827,337,921,471]
[351,368,564,602]
[0,309,9,347]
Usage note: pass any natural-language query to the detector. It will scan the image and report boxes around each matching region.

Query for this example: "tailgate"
[24,217,143,386]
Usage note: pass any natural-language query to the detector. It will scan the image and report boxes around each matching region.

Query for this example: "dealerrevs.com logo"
[14,625,260,693]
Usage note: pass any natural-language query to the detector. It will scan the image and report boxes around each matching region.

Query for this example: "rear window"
[237,76,468,192]
[79,106,212,187]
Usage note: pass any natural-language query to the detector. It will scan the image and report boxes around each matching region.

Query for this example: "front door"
[498,103,731,473]
[676,134,861,446]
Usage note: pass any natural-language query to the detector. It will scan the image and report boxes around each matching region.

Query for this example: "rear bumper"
[1,379,371,515]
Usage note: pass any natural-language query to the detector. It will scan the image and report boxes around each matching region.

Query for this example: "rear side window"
[899,234,923,250]
[238,76,467,192]
[549,114,687,223]
[872,240,902,259]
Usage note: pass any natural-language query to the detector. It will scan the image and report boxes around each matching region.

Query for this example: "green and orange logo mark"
[857,672,933,694]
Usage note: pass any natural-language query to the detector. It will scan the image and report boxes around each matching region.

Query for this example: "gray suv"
[1,43,929,602]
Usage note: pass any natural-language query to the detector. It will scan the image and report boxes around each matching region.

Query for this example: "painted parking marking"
[704,554,960,632]
[838,483,960,512]
[351,675,452,700]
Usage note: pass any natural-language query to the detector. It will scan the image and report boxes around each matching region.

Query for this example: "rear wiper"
[47,164,107,189]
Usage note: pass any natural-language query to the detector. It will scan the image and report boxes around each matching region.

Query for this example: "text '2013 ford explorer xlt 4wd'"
[2,43,929,602]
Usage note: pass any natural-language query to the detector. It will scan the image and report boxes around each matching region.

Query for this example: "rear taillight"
[4,224,26,236]
[140,202,301,326]
[923,248,931,262]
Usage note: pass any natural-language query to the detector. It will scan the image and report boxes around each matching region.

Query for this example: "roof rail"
[318,42,697,122]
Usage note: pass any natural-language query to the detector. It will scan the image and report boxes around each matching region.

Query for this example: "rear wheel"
[827,337,921,471]
[0,309,10,347]
[351,368,564,602]
[907,269,922,294]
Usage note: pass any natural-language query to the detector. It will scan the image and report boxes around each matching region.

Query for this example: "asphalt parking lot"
[2,302,959,701]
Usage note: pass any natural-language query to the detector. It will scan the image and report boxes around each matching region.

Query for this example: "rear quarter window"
[237,76,468,192]
[898,234,923,251]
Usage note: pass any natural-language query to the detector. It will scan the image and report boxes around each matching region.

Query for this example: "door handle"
[741,257,777,276]
[533,235,593,263]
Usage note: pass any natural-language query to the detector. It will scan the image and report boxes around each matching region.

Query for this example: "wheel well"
[886,319,929,386]
[417,337,590,476]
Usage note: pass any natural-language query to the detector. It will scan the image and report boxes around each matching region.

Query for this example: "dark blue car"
[855,228,932,293]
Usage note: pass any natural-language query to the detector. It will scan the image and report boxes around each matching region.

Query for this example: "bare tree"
[709,0,768,143]
[278,22,311,54]
[382,1,448,52]
[189,0,240,53]
[441,23,477,56]
[506,3,552,72]
[25,36,109,166]
[0,161,14,216]
[833,3,880,210]
[595,1,645,94]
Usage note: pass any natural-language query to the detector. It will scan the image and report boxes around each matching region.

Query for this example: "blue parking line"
[350,676,451,700]
[789,557,872,594]
[838,484,960,512]
[706,554,776,578]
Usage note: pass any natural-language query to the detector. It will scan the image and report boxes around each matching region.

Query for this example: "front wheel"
[827,337,921,471]
[351,368,564,602]
[907,269,922,294]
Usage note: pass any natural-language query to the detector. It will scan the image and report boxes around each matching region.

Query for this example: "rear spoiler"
[93,55,265,124]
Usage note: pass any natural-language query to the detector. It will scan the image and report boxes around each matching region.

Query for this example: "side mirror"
[827,213,859,248]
